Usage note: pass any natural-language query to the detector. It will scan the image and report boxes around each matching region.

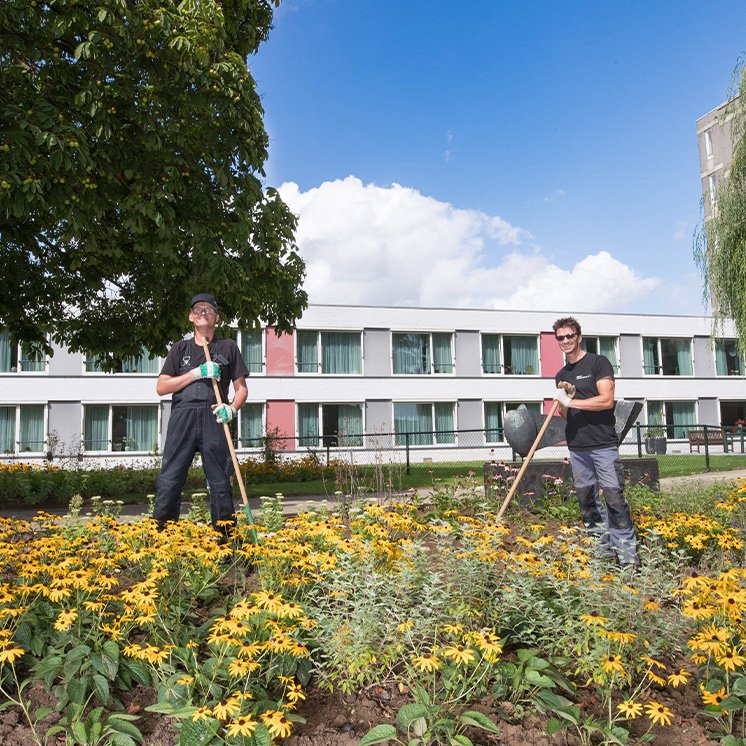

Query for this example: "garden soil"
[0,674,723,745]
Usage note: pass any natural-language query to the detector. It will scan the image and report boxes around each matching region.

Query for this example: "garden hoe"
[202,340,258,543]
[496,382,576,521]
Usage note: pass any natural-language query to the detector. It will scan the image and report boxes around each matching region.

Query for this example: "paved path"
[659,468,746,489]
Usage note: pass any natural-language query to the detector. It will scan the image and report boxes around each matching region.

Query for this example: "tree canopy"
[695,58,746,347]
[0,0,307,366]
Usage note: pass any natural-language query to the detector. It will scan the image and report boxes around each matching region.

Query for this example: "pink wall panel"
[266,400,295,449]
[540,331,564,378]
[265,328,295,376]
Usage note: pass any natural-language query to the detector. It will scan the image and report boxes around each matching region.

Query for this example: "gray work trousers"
[154,403,237,533]
[569,447,639,566]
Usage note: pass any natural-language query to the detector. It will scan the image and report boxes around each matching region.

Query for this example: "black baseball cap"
[190,293,218,309]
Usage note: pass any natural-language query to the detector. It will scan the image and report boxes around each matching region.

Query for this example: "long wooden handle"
[201,340,250,509]
[496,399,560,520]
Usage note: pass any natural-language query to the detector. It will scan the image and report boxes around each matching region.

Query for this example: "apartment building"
[1,304,744,463]
[696,99,737,220]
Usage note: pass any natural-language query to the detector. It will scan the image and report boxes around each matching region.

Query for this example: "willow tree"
[0,0,307,366]
[695,58,746,346]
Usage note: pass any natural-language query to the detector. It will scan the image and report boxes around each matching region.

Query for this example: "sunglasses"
[555,333,577,341]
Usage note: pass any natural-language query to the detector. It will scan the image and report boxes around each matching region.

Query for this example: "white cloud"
[278,176,659,312]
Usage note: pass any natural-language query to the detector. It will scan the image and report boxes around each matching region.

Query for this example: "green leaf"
[546,717,566,736]
[517,648,539,663]
[525,669,556,688]
[451,735,473,746]
[107,714,144,741]
[145,702,197,718]
[719,695,745,711]
[458,711,500,733]
[359,724,398,746]
[252,724,272,746]
[93,673,111,705]
[396,703,429,729]
[72,719,89,743]
[178,717,220,746]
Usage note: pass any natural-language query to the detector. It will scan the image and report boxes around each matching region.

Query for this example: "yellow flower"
[580,613,609,627]
[54,608,78,632]
[441,645,475,666]
[644,701,673,726]
[0,646,25,664]
[667,669,690,687]
[442,623,463,635]
[192,706,213,722]
[646,670,667,686]
[260,709,293,739]
[617,699,643,719]
[715,646,746,672]
[601,654,625,676]
[253,590,285,613]
[412,653,442,673]
[640,655,666,670]
[474,630,503,656]
[211,697,241,721]
[225,715,258,737]
[397,620,415,632]
[701,687,727,708]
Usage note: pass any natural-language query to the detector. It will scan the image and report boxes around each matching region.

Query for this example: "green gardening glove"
[189,362,220,381]
[213,404,236,423]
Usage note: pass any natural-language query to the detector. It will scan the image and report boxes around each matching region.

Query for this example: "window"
[297,331,362,374]
[583,336,619,372]
[715,339,744,376]
[239,403,264,447]
[85,349,159,374]
[393,402,455,445]
[298,403,364,447]
[0,331,46,373]
[705,129,713,159]
[647,400,696,439]
[240,329,264,374]
[642,337,692,376]
[709,174,717,206]
[83,405,158,452]
[0,405,45,453]
[392,333,453,374]
[481,334,538,375]
[485,402,541,443]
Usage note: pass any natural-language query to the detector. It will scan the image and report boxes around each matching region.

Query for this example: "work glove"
[213,403,236,423]
[553,387,573,408]
[189,362,221,381]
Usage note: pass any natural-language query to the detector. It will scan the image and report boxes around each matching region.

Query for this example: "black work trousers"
[154,403,236,532]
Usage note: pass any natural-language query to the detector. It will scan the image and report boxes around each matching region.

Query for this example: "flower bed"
[0,478,745,744]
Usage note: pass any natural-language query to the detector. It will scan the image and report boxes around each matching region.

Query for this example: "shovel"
[495,382,575,520]
[202,340,258,543]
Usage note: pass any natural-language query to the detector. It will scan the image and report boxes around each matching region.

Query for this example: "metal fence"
[240,423,746,475]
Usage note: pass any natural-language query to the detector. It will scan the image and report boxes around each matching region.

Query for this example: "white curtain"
[482,335,500,374]
[642,338,658,374]
[19,405,44,451]
[321,333,361,374]
[241,330,264,373]
[298,403,319,446]
[434,402,455,443]
[505,335,538,375]
[297,332,319,373]
[240,403,263,447]
[125,406,157,451]
[84,405,109,450]
[394,403,432,446]
[432,333,453,374]
[484,403,502,443]
[336,404,363,446]
[0,407,15,452]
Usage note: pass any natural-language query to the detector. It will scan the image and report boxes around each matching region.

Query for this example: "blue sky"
[249,1,746,315]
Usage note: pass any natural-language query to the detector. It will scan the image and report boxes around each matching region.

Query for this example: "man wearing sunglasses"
[552,317,639,568]
[153,293,249,537]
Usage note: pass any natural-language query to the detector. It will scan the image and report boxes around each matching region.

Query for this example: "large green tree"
[695,58,746,346]
[0,0,306,365]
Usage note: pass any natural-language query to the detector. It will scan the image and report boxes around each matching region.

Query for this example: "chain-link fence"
[239,423,746,476]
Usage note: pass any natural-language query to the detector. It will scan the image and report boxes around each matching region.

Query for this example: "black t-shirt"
[160,337,249,408]
[555,352,617,451]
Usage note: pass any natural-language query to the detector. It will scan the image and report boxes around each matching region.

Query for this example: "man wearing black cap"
[153,293,249,536]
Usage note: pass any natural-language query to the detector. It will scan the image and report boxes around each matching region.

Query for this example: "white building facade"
[1,304,744,464]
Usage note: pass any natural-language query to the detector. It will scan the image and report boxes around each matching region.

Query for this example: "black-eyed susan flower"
[580,613,609,627]
[225,715,258,737]
[260,710,293,739]
[644,701,673,726]
[601,654,625,675]
[442,645,475,666]
[617,699,642,718]
[412,652,442,673]
[667,669,690,687]
[715,646,746,672]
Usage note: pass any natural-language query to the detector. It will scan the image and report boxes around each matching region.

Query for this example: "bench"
[688,430,725,453]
